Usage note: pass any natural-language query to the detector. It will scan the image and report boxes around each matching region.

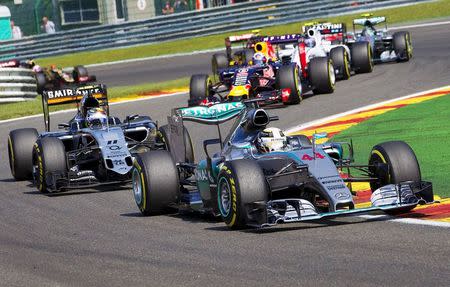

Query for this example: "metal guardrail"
[0,68,37,103]
[0,0,430,61]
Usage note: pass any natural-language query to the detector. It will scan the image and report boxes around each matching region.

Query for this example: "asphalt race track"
[1,23,450,286]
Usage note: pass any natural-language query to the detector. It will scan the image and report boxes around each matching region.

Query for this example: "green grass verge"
[0,77,189,120]
[36,0,450,68]
[332,94,450,198]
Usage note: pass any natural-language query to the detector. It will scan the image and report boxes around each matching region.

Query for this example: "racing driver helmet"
[86,108,108,129]
[80,95,100,117]
[256,127,287,153]
[252,52,267,66]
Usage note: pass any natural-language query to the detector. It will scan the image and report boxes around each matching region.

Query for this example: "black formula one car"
[7,84,193,193]
[131,100,434,229]
[34,64,97,94]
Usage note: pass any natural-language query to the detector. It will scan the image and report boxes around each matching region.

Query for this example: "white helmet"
[86,108,108,129]
[257,127,287,153]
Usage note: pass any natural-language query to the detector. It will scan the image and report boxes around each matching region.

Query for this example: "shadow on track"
[204,215,390,233]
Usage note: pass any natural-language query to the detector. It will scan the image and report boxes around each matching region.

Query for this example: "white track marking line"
[86,48,223,68]
[391,20,450,30]
[85,19,450,68]
[360,215,450,228]
[0,91,187,125]
[285,85,450,134]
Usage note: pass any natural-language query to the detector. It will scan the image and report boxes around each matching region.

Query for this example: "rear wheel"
[330,46,351,80]
[8,128,38,180]
[309,57,335,94]
[73,65,89,82]
[189,74,211,107]
[33,137,67,193]
[351,42,373,73]
[393,31,412,62]
[132,151,179,215]
[276,65,302,104]
[217,159,268,229]
[212,53,229,75]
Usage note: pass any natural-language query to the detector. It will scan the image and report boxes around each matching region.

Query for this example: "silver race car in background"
[7,84,193,193]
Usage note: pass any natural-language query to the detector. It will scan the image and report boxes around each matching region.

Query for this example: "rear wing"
[254,34,304,45]
[301,22,346,35]
[225,30,260,60]
[41,84,108,131]
[176,102,244,124]
[353,16,386,26]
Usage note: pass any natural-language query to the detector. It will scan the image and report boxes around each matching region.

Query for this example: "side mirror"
[58,123,70,129]
[126,114,139,123]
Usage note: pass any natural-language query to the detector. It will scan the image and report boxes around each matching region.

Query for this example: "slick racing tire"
[276,65,302,105]
[33,137,67,193]
[73,65,89,82]
[309,57,335,94]
[217,159,268,229]
[330,46,351,80]
[393,31,412,62]
[351,42,373,73]
[8,128,38,180]
[369,141,421,214]
[132,150,179,215]
[159,124,194,164]
[212,53,229,75]
[189,74,211,107]
[35,72,47,94]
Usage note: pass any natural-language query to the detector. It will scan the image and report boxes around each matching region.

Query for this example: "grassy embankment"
[332,94,450,197]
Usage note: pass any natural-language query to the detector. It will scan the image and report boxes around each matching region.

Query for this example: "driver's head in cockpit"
[256,127,287,153]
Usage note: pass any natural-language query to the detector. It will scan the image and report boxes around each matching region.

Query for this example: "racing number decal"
[302,153,325,161]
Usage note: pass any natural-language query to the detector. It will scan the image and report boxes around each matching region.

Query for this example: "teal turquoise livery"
[179,102,244,123]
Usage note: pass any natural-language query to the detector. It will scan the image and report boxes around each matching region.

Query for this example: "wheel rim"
[132,168,143,205]
[7,137,14,175]
[295,67,302,98]
[329,61,336,87]
[344,52,351,77]
[218,177,232,217]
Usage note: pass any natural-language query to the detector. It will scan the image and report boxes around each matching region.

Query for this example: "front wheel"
[132,151,179,215]
[217,160,268,229]
[369,141,421,191]
[33,137,67,193]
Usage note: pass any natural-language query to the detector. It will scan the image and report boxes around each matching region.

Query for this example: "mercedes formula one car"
[131,100,433,229]
[7,84,192,193]
[348,14,413,63]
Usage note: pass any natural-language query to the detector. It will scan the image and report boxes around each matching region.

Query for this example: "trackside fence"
[0,0,431,61]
